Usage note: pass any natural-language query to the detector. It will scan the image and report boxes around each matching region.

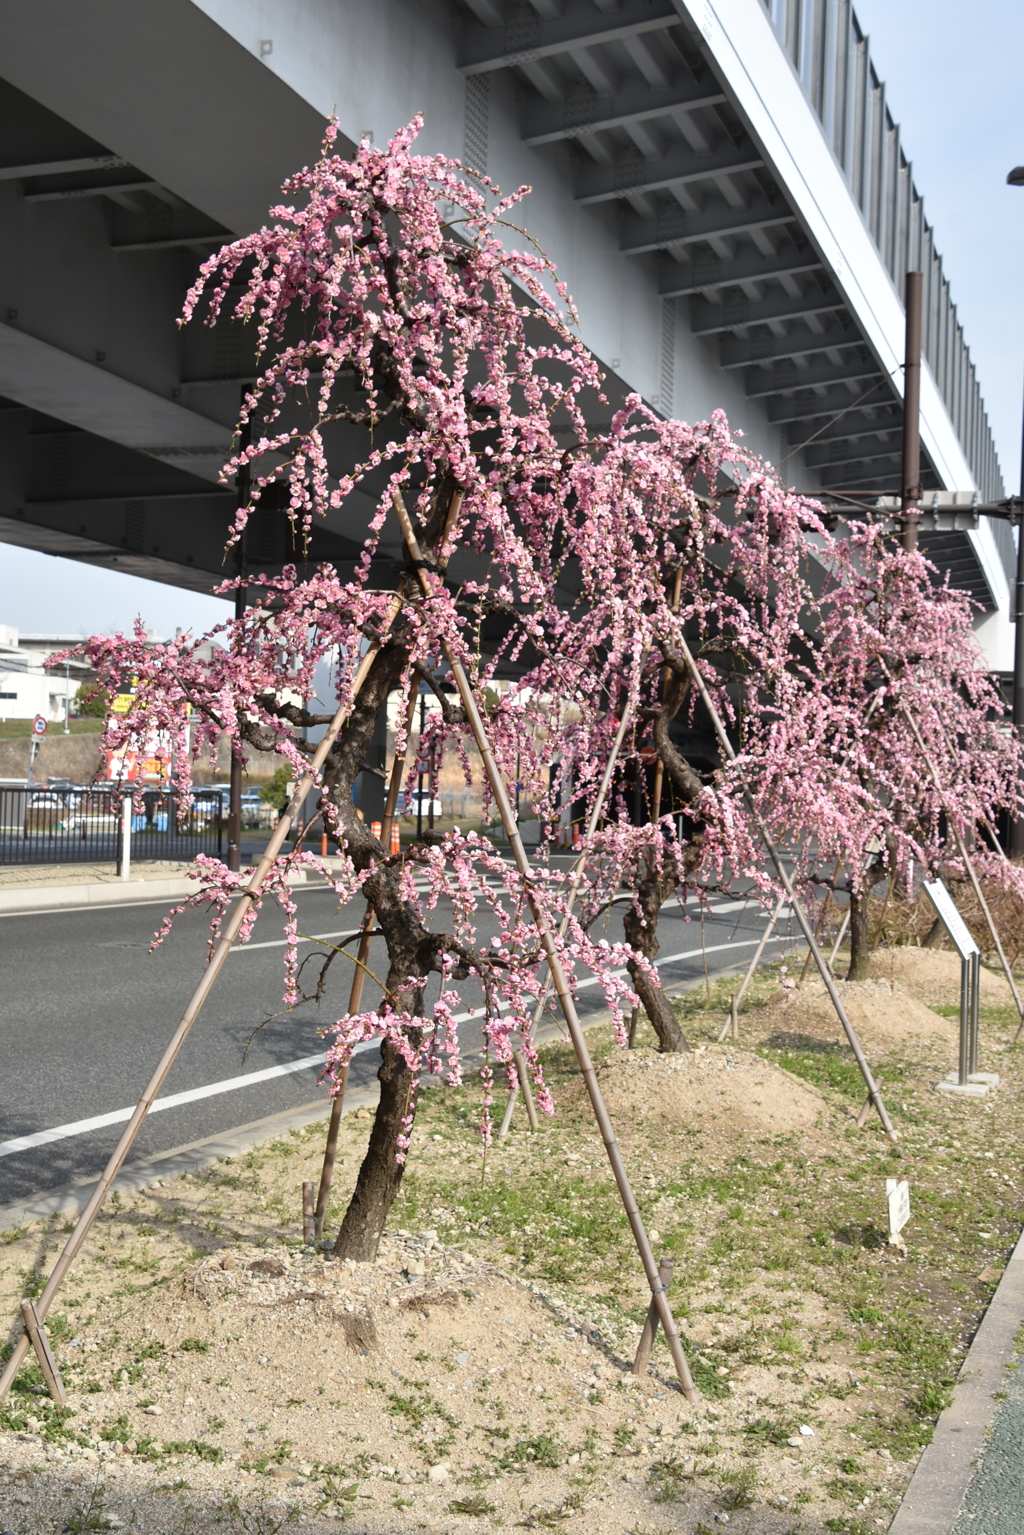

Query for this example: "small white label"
[922,881,979,961]
[886,1178,910,1239]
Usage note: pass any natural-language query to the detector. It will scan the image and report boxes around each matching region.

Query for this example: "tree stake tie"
[0,593,405,1403]
[392,489,697,1402]
[673,633,898,1143]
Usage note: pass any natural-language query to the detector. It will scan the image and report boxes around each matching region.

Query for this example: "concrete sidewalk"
[890,1224,1024,1534]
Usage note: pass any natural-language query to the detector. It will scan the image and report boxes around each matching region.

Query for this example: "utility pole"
[1012,375,1024,856]
[417,684,426,842]
[1006,169,1024,855]
[226,390,250,874]
[901,270,923,553]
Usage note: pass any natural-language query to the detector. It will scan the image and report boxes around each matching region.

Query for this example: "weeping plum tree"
[755,523,1024,979]
[497,410,842,1049]
[76,120,673,1260]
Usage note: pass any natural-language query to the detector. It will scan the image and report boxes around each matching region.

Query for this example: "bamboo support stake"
[633,1257,674,1376]
[392,491,696,1402]
[313,678,421,1239]
[855,1074,885,1130]
[675,634,898,1143]
[302,1182,315,1244]
[0,597,404,1402]
[513,1049,540,1131]
[20,1300,66,1403]
[799,860,842,982]
[500,699,636,1135]
[829,909,850,969]
[716,894,787,1043]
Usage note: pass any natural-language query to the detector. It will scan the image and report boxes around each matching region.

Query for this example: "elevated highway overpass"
[0,0,1012,659]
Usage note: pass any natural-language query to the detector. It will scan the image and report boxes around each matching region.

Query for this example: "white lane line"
[0,928,784,1160]
[231,896,754,954]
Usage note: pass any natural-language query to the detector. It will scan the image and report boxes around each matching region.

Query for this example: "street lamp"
[1007,170,1024,852]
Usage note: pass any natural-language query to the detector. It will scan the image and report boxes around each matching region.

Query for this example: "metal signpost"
[923,880,998,1097]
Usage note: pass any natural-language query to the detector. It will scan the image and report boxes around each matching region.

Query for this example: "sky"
[850,0,1024,493]
[2,0,1022,639]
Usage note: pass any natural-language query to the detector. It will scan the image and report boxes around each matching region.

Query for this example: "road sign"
[923,880,979,961]
[31,715,46,737]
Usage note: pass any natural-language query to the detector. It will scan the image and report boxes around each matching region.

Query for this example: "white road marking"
[0,924,786,1161]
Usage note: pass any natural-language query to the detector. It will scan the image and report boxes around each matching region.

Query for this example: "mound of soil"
[866,947,1012,1009]
[753,976,956,1052]
[595,1044,826,1137]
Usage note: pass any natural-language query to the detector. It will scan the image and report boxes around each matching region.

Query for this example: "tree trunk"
[922,915,945,949]
[332,1034,419,1262]
[623,868,690,1053]
[847,890,872,980]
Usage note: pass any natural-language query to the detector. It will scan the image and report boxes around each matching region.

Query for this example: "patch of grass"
[179,1336,211,1353]
[720,1463,758,1509]
[449,1494,497,1515]
[499,1433,562,1470]
[767,1045,866,1101]
[743,1415,794,1447]
[649,1457,697,1502]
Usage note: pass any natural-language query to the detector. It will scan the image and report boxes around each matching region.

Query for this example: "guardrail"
[0,786,224,866]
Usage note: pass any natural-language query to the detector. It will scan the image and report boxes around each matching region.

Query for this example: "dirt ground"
[2,948,1022,1535]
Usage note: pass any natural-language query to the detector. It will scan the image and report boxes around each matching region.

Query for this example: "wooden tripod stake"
[675,634,898,1143]
[0,595,404,1404]
[392,491,696,1401]
[715,894,787,1043]
[499,700,637,1136]
[632,1256,673,1376]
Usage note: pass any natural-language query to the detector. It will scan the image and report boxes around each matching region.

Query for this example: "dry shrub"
[839,871,1024,966]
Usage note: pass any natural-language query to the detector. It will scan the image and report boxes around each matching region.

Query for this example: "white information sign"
[923,881,980,962]
[886,1178,911,1242]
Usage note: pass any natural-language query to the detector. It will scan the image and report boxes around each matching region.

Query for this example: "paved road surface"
[0,876,793,1207]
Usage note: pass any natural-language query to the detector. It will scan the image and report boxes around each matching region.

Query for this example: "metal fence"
[0,785,223,866]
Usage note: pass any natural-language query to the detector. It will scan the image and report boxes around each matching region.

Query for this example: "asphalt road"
[0,874,793,1207]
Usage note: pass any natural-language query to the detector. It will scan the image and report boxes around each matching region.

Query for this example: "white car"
[406,789,443,818]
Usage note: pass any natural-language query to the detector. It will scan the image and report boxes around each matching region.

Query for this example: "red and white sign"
[102,730,172,784]
[31,715,47,737]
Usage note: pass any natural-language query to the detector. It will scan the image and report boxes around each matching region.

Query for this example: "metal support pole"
[901,271,923,553]
[392,491,696,1402]
[0,597,403,1403]
[958,955,970,1087]
[969,949,981,1078]
[119,794,132,882]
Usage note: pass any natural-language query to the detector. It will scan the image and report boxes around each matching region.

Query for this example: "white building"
[0,625,93,722]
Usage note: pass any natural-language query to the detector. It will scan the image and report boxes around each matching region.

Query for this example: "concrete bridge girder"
[0,0,1008,641]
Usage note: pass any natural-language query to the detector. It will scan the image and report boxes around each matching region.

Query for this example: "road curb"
[0,865,329,916]
[0,1090,377,1235]
[889,1225,1024,1534]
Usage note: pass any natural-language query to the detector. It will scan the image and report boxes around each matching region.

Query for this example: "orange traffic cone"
[371,819,382,841]
[390,823,401,855]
